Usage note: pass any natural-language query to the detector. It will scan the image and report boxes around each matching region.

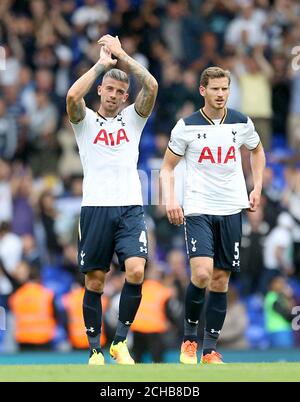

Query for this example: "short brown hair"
[200,67,231,87]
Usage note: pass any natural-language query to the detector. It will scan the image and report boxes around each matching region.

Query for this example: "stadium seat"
[41,265,73,297]
[245,295,269,349]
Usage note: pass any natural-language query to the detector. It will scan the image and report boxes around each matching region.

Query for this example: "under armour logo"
[191,238,197,252]
[211,329,221,334]
[140,247,147,253]
[96,119,104,126]
[232,260,240,267]
[198,133,207,139]
[86,327,95,333]
[188,319,199,325]
[80,250,86,266]
[232,130,237,143]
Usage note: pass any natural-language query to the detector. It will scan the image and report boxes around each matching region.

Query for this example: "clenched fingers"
[166,205,184,226]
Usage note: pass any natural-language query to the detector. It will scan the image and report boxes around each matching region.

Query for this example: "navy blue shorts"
[78,206,148,273]
[184,213,242,272]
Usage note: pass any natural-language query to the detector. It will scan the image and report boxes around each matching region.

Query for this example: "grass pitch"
[0,363,300,382]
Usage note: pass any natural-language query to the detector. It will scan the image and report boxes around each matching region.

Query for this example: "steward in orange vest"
[131,279,172,333]
[131,267,174,362]
[62,286,108,349]
[9,269,56,348]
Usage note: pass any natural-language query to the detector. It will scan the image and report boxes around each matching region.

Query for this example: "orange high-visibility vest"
[9,283,56,344]
[131,280,172,333]
[62,287,108,348]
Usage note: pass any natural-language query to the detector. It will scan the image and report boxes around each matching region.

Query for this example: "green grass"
[0,363,300,382]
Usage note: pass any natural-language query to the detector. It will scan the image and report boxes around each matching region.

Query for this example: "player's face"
[98,77,129,114]
[200,77,230,110]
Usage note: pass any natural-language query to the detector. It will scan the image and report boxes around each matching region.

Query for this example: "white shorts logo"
[80,250,86,266]
[191,238,197,252]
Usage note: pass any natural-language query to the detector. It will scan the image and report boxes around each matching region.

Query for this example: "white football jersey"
[71,104,148,206]
[168,108,260,216]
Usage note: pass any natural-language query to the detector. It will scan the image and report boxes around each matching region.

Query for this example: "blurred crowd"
[1,0,300,360]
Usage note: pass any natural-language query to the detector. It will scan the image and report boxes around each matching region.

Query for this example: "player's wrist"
[94,62,107,75]
[114,49,127,60]
[166,200,179,208]
[253,184,262,192]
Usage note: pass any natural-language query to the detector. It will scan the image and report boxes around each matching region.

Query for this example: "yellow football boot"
[88,349,105,365]
[110,340,135,365]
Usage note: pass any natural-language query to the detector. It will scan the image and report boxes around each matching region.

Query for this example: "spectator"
[238,47,274,149]
[57,115,83,179]
[218,285,249,349]
[72,0,110,27]
[240,208,269,296]
[11,166,35,236]
[0,159,13,224]
[0,99,18,160]
[225,0,267,51]
[0,221,23,299]
[282,168,300,279]
[38,191,62,263]
[261,212,295,294]
[288,70,300,150]
[271,52,290,138]
[160,0,188,62]
[264,275,295,348]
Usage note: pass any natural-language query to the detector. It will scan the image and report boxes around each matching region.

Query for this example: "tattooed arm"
[98,35,158,117]
[66,46,117,123]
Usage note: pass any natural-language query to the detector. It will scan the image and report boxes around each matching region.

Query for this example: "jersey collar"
[200,108,227,125]
[96,111,108,120]
[96,111,120,120]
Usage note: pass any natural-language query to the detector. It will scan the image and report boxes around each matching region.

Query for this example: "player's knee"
[85,277,104,293]
[126,266,144,284]
[191,270,211,287]
[210,277,229,292]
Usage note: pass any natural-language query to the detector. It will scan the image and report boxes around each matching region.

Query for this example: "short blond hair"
[200,67,231,87]
[103,68,129,86]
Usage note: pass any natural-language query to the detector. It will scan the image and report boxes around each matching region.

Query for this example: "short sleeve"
[168,119,186,157]
[123,104,148,139]
[243,117,260,150]
[70,107,94,148]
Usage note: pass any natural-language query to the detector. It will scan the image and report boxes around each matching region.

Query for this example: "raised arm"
[253,46,274,81]
[249,142,266,212]
[66,46,117,123]
[98,35,158,117]
[160,149,184,226]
